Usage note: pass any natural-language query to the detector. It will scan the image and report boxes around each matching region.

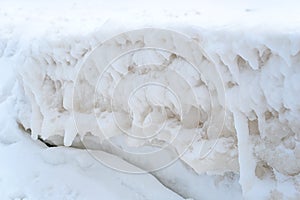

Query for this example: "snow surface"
[1,0,300,199]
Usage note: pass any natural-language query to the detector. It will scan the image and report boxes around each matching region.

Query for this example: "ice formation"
[1,0,300,199]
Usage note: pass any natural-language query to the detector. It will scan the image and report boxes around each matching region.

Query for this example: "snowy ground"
[1,0,300,199]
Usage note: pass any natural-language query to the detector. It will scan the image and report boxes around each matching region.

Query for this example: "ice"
[1,0,300,199]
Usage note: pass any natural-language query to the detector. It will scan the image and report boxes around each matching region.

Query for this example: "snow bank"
[1,0,300,199]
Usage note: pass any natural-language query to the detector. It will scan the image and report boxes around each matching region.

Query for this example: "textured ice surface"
[1,0,300,199]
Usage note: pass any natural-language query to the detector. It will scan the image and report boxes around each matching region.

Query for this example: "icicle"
[233,110,259,197]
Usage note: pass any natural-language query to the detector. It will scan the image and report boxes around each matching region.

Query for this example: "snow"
[1,0,300,199]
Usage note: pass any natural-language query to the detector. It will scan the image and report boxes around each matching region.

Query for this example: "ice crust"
[1,0,300,199]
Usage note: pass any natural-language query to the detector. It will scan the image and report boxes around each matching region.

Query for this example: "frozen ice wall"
[16,27,300,199]
[1,0,300,199]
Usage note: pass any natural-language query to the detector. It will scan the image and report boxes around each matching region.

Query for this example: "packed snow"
[1,0,300,199]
